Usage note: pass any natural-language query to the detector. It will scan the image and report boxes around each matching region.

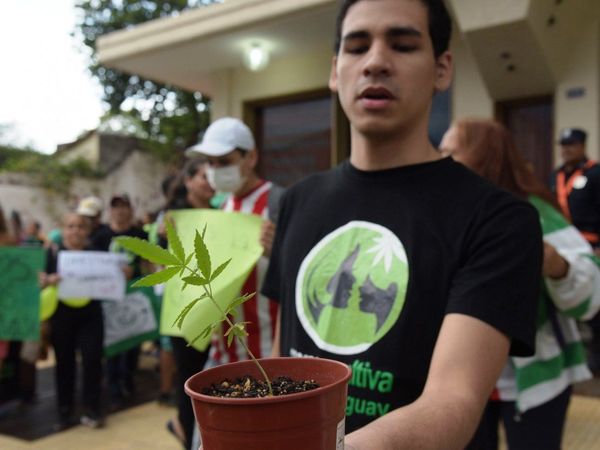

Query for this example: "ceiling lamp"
[244,43,270,72]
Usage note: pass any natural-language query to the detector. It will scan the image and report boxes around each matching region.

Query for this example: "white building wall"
[0,152,168,235]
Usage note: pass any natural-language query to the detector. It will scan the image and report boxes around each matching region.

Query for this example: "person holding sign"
[186,117,281,367]
[92,194,148,407]
[0,204,16,388]
[159,159,216,449]
[40,212,104,430]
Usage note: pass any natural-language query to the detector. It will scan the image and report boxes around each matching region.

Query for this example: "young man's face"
[329,0,452,138]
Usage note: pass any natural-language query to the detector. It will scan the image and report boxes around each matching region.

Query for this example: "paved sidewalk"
[0,403,181,450]
[1,394,600,449]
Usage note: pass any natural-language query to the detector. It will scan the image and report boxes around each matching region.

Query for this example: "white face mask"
[205,164,246,193]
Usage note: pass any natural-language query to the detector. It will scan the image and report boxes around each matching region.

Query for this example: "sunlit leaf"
[182,275,209,286]
[166,220,184,262]
[210,258,231,282]
[132,266,181,287]
[194,230,211,279]
[172,294,207,329]
[114,236,179,266]
[228,293,256,312]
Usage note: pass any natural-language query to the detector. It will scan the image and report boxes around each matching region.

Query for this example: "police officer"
[551,127,600,374]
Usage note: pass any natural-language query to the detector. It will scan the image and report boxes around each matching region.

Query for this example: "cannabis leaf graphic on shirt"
[365,232,408,273]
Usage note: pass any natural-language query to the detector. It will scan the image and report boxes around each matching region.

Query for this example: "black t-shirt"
[550,161,600,243]
[92,226,148,278]
[262,158,542,432]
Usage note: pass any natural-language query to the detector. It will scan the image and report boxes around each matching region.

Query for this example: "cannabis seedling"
[115,222,273,396]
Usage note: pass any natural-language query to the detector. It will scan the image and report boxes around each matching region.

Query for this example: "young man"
[262,1,543,449]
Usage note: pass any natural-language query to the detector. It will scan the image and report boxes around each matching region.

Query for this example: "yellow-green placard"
[160,209,263,350]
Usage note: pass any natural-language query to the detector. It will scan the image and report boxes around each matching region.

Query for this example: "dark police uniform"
[551,127,600,374]
[550,158,600,248]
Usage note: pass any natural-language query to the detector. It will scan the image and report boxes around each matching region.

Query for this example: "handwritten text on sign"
[57,251,127,301]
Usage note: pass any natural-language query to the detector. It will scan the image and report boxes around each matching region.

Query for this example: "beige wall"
[210,47,332,118]
[554,15,600,162]
[450,0,600,167]
[0,151,168,235]
[450,32,494,122]
[0,174,71,234]
[57,133,101,166]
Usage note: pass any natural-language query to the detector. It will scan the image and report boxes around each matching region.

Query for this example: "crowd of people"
[2,1,600,449]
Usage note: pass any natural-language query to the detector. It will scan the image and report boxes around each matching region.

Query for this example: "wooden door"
[246,90,332,187]
[496,96,554,183]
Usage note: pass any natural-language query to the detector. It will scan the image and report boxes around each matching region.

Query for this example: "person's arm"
[345,313,509,450]
[260,220,276,258]
[544,242,600,320]
[39,245,60,288]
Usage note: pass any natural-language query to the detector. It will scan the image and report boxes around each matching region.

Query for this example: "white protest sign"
[103,290,158,350]
[57,251,127,301]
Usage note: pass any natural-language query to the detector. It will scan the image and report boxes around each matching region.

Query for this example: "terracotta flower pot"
[185,357,352,450]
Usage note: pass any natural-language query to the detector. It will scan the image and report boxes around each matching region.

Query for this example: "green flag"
[0,247,45,341]
[161,209,263,350]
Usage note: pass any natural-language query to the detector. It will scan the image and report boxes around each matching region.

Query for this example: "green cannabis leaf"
[114,223,273,396]
[116,236,180,266]
[133,266,181,287]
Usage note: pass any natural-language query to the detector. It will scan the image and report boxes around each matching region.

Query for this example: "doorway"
[496,96,554,183]
[246,90,333,187]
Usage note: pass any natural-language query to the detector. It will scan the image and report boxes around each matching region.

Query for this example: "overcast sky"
[1,0,104,153]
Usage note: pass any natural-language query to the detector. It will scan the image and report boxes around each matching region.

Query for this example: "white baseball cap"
[76,196,103,217]
[186,117,255,157]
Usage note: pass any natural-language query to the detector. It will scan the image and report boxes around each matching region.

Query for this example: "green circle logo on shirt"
[296,221,409,355]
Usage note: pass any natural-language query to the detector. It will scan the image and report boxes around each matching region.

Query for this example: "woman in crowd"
[440,118,600,450]
[40,212,105,430]
[161,158,215,449]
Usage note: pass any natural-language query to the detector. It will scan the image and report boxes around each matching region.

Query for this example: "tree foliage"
[74,0,220,161]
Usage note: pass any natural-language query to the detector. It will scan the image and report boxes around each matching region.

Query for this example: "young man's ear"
[434,51,453,93]
[246,148,258,170]
[328,56,338,93]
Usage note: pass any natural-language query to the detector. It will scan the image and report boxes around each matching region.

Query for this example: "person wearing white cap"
[186,117,284,450]
[76,196,108,243]
[186,117,281,366]
[187,117,260,196]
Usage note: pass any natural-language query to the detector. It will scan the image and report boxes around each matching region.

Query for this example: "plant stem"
[185,265,274,396]
[207,292,273,397]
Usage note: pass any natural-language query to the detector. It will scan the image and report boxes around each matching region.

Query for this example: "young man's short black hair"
[333,0,452,58]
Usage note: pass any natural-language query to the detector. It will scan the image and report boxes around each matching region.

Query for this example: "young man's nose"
[362,43,392,77]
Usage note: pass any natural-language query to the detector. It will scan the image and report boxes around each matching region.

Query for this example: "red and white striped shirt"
[209,180,278,364]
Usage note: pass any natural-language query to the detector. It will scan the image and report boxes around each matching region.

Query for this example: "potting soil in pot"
[202,375,319,398]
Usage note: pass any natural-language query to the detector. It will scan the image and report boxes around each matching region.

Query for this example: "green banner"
[0,247,45,341]
[161,209,263,350]
[103,281,161,357]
